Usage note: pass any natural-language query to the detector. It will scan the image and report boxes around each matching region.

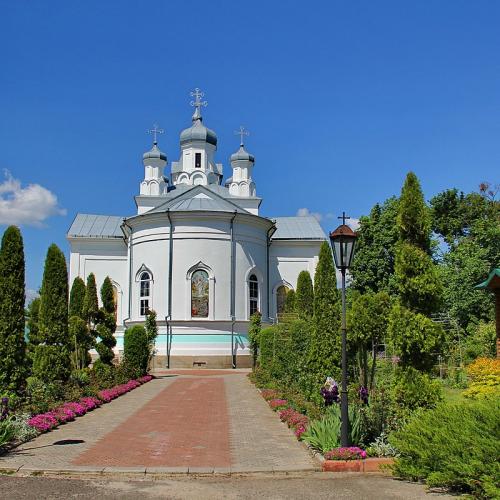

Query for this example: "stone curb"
[322,457,394,473]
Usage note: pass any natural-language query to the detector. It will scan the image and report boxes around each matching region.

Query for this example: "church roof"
[67,214,124,238]
[272,216,327,240]
[137,185,251,215]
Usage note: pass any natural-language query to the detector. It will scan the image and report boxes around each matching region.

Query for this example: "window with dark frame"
[249,274,259,316]
[195,152,202,168]
[140,271,151,316]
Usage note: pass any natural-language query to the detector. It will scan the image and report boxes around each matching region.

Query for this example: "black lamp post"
[329,212,357,448]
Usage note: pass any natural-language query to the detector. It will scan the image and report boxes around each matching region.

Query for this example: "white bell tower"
[140,124,168,197]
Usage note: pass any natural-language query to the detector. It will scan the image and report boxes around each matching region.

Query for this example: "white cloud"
[296,207,323,222]
[347,218,360,230]
[26,289,39,306]
[0,171,66,227]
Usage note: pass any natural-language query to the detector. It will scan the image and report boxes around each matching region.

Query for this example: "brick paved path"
[0,372,317,473]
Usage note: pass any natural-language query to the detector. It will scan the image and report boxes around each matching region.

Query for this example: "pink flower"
[324,447,367,461]
[269,399,288,410]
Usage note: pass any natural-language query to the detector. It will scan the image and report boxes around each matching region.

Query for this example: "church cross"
[190,88,208,110]
[338,211,350,225]
[234,125,249,146]
[147,124,164,144]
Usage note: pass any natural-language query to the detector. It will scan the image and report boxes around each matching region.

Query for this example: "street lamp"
[329,212,357,447]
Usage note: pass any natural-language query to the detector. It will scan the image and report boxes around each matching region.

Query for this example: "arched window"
[191,270,209,318]
[276,285,289,315]
[140,271,151,316]
[249,274,259,316]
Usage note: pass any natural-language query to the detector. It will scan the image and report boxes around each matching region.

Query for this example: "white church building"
[67,89,326,368]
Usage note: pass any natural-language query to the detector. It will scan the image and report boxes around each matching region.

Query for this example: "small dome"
[143,143,167,162]
[231,145,255,163]
[180,119,217,147]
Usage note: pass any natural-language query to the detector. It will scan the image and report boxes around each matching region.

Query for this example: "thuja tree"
[248,311,262,369]
[83,273,99,327]
[295,270,314,319]
[284,289,296,313]
[145,309,158,371]
[33,244,70,382]
[0,226,27,394]
[26,297,41,344]
[307,241,341,384]
[388,173,444,371]
[95,277,117,365]
[348,291,390,389]
[69,277,86,319]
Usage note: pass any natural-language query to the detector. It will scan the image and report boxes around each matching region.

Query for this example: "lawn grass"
[442,386,466,404]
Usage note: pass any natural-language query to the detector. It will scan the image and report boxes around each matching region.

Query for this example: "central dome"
[180,119,217,147]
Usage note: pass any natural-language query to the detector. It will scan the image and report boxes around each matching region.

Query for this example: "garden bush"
[390,397,500,498]
[463,357,500,399]
[123,325,149,375]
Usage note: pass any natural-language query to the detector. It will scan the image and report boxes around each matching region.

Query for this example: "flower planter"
[322,457,394,473]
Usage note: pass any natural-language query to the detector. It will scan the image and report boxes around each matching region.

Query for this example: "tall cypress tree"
[82,273,99,326]
[95,276,116,365]
[0,226,27,394]
[69,277,86,319]
[295,270,314,319]
[308,241,341,383]
[33,244,70,382]
[388,173,444,371]
[27,297,41,345]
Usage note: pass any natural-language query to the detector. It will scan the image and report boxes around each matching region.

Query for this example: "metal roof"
[272,216,327,240]
[475,268,500,290]
[144,185,250,215]
[67,214,124,238]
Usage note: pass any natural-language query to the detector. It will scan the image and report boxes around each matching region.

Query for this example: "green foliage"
[308,241,341,384]
[100,277,115,314]
[390,397,500,498]
[82,273,99,325]
[295,270,314,319]
[462,321,497,362]
[348,291,390,388]
[248,311,262,369]
[26,297,41,345]
[284,289,296,313]
[124,325,149,375]
[32,344,70,383]
[394,242,442,316]
[350,197,400,294]
[397,172,431,252]
[0,419,16,447]
[145,309,158,371]
[69,277,86,319]
[0,226,27,394]
[387,303,445,371]
[33,244,70,383]
[69,315,93,369]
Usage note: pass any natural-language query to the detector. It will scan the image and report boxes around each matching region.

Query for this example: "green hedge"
[123,325,149,375]
[390,397,500,498]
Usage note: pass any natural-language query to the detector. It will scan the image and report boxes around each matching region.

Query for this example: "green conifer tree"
[33,244,70,382]
[295,270,314,319]
[26,297,41,345]
[0,226,27,394]
[95,276,116,365]
[82,273,99,326]
[308,241,341,383]
[248,311,262,369]
[284,289,296,313]
[145,309,158,371]
[69,277,86,319]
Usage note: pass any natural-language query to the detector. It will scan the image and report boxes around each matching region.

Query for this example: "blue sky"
[0,1,499,293]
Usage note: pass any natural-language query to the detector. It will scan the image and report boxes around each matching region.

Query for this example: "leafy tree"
[33,244,70,382]
[145,309,158,371]
[69,315,93,369]
[248,311,262,369]
[83,273,99,326]
[284,289,296,313]
[124,325,149,375]
[348,291,390,388]
[350,197,399,294]
[95,277,116,365]
[397,171,431,252]
[308,241,341,383]
[295,270,314,319]
[69,277,86,319]
[0,226,27,394]
[26,297,41,345]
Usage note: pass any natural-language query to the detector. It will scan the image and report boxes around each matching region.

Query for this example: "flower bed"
[324,447,367,460]
[27,376,153,434]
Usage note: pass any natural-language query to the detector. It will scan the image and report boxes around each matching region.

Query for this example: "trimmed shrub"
[69,277,86,319]
[124,325,149,375]
[390,397,500,498]
[295,270,314,319]
[463,357,500,399]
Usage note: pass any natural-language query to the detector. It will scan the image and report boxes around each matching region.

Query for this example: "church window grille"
[140,271,151,316]
[191,270,209,317]
[249,274,259,316]
[195,153,202,168]
[276,285,289,315]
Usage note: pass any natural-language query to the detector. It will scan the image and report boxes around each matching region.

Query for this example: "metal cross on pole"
[234,125,249,146]
[338,211,350,225]
[190,88,208,110]
[147,124,164,144]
